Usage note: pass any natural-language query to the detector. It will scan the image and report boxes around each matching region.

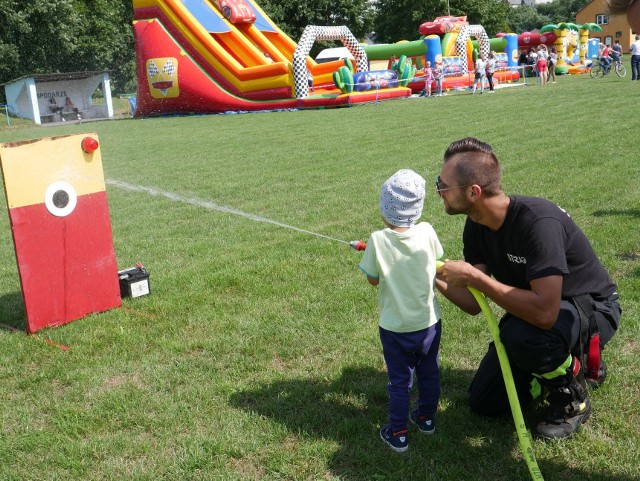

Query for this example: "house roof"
[576,0,596,16]
[1,70,110,87]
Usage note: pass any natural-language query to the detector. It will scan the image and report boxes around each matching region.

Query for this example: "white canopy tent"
[2,71,114,125]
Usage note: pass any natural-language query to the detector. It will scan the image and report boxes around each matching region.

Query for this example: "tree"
[373,0,511,43]
[71,0,136,94]
[0,0,82,81]
[536,0,591,24]
[507,4,552,33]
[0,0,135,95]
[374,0,446,43]
[457,0,511,36]
[260,0,375,43]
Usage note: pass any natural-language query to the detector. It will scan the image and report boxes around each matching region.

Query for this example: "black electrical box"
[118,264,150,298]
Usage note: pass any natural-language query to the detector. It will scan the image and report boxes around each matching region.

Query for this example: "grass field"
[1,71,639,481]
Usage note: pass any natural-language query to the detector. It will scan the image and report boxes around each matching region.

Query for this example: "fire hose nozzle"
[350,240,367,251]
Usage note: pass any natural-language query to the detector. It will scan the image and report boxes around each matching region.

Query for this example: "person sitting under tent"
[48,97,63,121]
[65,97,81,120]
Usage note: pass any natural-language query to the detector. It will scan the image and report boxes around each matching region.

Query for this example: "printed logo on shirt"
[507,253,526,264]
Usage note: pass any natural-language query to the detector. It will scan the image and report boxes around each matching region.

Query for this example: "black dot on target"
[53,190,70,209]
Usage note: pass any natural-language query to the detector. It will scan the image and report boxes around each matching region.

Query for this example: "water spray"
[107,179,369,250]
[108,179,542,478]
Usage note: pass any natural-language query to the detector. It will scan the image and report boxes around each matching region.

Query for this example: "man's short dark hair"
[443,137,503,196]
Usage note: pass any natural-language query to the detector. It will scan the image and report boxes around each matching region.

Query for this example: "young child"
[358,169,444,453]
[422,61,433,97]
[433,62,444,96]
[471,54,486,94]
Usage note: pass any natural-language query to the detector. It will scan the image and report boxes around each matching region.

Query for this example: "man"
[611,40,623,62]
[631,35,640,80]
[607,0,640,32]
[434,138,622,440]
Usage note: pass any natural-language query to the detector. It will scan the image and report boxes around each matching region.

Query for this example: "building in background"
[1,71,114,125]
[576,0,635,52]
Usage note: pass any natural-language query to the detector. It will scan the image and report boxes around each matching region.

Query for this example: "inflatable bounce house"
[515,22,602,75]
[357,17,604,95]
[539,22,601,74]
[362,16,521,93]
[131,0,413,116]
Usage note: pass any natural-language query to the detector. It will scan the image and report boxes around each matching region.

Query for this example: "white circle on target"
[45,181,78,217]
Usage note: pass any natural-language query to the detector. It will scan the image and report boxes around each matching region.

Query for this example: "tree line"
[0,0,588,98]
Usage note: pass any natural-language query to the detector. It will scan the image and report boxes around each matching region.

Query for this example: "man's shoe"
[410,409,435,434]
[535,356,591,440]
[535,396,591,440]
[380,424,408,452]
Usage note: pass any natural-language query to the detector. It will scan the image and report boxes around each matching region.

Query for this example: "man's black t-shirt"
[463,196,617,299]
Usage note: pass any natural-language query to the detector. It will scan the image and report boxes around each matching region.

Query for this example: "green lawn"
[1,71,639,481]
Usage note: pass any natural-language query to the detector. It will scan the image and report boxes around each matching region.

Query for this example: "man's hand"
[437,260,481,288]
[438,260,562,329]
[435,260,483,315]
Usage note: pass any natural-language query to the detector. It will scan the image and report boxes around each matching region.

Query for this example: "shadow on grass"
[0,291,26,330]
[230,365,631,481]
[592,208,640,218]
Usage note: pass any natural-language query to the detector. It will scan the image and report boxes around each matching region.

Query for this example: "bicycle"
[590,57,627,78]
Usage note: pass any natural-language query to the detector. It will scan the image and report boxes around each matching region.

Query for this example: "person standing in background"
[471,54,486,94]
[434,61,444,96]
[536,46,549,86]
[485,52,496,93]
[631,35,640,80]
[548,47,558,83]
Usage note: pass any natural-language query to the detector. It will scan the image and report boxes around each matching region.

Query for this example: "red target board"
[0,133,121,332]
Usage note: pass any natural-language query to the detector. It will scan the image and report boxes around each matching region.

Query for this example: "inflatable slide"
[364,18,521,94]
[132,0,410,116]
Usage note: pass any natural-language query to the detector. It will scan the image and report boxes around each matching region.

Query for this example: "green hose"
[436,261,544,480]
[468,287,544,480]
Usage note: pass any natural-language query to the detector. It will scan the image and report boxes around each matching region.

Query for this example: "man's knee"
[468,380,508,417]
[499,307,577,374]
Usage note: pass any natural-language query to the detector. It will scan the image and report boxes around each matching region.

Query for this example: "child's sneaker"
[410,409,435,434]
[379,424,408,453]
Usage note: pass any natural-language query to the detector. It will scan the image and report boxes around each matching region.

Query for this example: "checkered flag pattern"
[292,25,369,98]
[162,59,176,77]
[455,25,490,74]
[147,61,159,79]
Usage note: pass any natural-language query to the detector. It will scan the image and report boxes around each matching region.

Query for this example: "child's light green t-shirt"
[359,222,443,333]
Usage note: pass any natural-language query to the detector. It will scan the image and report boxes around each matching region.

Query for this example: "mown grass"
[0,70,639,481]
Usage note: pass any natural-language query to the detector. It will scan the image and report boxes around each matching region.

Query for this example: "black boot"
[535,357,591,440]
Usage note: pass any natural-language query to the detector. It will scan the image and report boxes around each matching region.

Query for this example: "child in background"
[421,61,434,97]
[471,54,486,94]
[359,169,444,453]
[548,47,558,83]
[433,62,444,96]
[306,68,315,92]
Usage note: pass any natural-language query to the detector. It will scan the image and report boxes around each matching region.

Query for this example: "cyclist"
[599,44,613,72]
